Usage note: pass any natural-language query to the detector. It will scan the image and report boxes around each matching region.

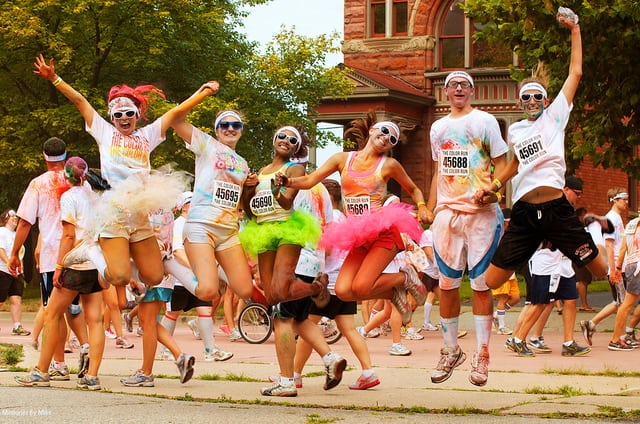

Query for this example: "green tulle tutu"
[239,210,321,257]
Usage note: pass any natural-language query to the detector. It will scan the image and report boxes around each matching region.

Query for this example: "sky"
[243,0,345,177]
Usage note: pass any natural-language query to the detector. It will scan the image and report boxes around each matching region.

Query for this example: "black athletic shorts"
[0,271,24,302]
[166,285,212,312]
[309,294,357,319]
[273,274,314,322]
[491,195,598,271]
[60,268,102,295]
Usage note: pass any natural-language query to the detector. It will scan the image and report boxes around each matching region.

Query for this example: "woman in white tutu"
[34,55,190,292]
[275,112,429,323]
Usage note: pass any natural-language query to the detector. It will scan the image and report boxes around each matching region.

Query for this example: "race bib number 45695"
[213,181,241,209]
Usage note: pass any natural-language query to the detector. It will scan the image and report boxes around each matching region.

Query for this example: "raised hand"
[34,54,56,81]
[557,6,579,29]
[201,81,220,96]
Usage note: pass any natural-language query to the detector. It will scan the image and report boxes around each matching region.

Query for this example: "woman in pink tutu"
[275,112,430,323]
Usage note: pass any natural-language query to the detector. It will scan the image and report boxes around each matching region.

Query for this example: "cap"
[565,176,583,191]
[179,191,193,209]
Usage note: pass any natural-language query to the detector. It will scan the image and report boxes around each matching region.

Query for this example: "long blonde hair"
[520,61,550,90]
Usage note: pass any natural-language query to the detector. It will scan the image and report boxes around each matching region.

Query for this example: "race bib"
[440,149,469,176]
[213,181,241,209]
[514,133,547,166]
[625,218,639,235]
[344,196,370,216]
[250,190,276,216]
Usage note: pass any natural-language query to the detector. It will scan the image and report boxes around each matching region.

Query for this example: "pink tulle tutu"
[319,202,422,252]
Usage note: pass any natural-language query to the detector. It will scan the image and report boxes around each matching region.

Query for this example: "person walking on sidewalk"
[427,69,508,387]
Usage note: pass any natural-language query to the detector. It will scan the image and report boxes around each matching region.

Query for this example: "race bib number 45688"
[440,150,469,176]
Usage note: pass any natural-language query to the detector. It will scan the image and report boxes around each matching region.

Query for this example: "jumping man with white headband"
[473,7,609,335]
[427,63,509,386]
[274,112,429,325]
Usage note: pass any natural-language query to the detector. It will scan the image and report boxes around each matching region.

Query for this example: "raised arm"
[161,81,219,142]
[557,8,582,105]
[34,55,97,128]
[277,152,347,190]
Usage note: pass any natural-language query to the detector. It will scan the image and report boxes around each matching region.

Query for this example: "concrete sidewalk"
[0,293,639,422]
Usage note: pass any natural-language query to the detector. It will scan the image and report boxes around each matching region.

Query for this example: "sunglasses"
[379,126,398,146]
[112,110,136,119]
[446,80,471,89]
[569,188,583,197]
[520,93,545,102]
[276,132,298,145]
[217,121,243,130]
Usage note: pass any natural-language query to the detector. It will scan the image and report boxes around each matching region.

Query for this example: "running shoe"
[105,328,117,339]
[421,322,440,331]
[136,326,143,337]
[626,329,639,343]
[115,336,134,349]
[497,326,513,335]
[457,330,468,339]
[220,324,232,335]
[579,319,595,346]
[404,328,424,340]
[269,374,303,388]
[431,345,466,384]
[261,382,297,397]
[529,336,552,353]
[120,369,154,387]
[311,272,331,308]
[562,340,591,356]
[204,348,233,362]
[176,353,195,384]
[77,375,102,390]
[15,367,50,387]
[78,350,90,379]
[492,314,500,331]
[324,354,347,390]
[122,312,133,333]
[469,345,490,386]
[187,319,202,340]
[229,327,243,342]
[390,286,412,325]
[400,265,427,305]
[12,325,31,336]
[608,339,634,351]
[159,348,175,361]
[513,340,535,357]
[389,343,412,356]
[504,337,516,352]
[348,373,380,390]
[623,334,640,349]
[48,364,70,381]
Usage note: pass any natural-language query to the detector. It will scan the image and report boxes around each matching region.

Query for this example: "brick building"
[314,0,636,216]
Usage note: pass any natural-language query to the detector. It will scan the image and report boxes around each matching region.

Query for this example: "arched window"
[370,0,408,37]
[438,0,511,69]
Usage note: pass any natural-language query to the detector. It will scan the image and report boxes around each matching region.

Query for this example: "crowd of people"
[4,7,640,398]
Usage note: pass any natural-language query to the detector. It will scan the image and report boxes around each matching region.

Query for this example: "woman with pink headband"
[474,7,609,288]
[275,112,429,324]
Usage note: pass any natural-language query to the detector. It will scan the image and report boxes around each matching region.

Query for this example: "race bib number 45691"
[440,150,469,176]
[213,181,241,209]
[514,134,547,166]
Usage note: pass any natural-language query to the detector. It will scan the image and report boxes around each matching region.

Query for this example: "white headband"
[519,82,548,99]
[373,121,400,139]
[610,192,629,202]
[445,71,474,87]
[43,152,67,162]
[214,111,243,129]
[108,97,140,118]
[273,126,302,153]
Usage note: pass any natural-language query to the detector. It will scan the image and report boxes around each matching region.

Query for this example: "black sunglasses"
[113,110,136,119]
[380,126,398,146]
[520,93,545,102]
[217,121,243,130]
[276,132,298,145]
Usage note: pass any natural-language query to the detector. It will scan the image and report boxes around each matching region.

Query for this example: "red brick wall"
[574,158,636,216]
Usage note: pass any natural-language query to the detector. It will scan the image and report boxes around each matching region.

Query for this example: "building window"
[371,0,408,37]
[438,0,511,69]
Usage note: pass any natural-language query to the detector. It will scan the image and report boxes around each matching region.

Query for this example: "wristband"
[55,263,63,270]
[492,178,502,190]
[495,192,503,202]
[417,201,426,208]
[616,266,623,271]
[52,76,63,87]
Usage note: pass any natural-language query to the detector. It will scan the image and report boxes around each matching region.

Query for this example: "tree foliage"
[465,0,640,177]
[0,0,352,208]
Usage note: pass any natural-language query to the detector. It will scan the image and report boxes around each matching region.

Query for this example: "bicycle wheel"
[320,318,342,345]
[238,303,272,344]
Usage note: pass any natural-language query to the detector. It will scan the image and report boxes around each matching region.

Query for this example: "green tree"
[0,0,351,208]
[465,0,640,177]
